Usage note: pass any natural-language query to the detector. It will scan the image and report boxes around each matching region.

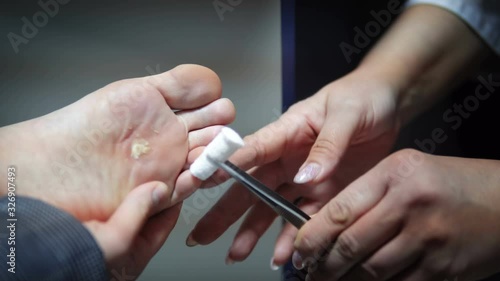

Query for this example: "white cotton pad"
[190,127,245,180]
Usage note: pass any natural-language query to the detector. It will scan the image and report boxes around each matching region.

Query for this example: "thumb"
[107,181,173,244]
[294,109,359,184]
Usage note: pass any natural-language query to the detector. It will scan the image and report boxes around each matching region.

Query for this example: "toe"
[145,64,222,109]
[176,98,235,131]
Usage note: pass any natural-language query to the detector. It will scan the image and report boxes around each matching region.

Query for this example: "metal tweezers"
[216,160,311,228]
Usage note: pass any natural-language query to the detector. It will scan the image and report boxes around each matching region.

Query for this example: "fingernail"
[294,163,320,184]
[152,182,168,205]
[225,256,235,265]
[305,274,312,281]
[292,251,304,270]
[270,257,279,271]
[185,234,198,247]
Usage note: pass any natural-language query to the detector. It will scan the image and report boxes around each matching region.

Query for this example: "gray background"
[0,0,282,280]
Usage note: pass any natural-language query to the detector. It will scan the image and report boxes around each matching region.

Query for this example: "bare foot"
[0,64,235,221]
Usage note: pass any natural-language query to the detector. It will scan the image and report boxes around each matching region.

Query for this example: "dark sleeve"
[0,196,108,281]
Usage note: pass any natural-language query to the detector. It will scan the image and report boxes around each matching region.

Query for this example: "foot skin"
[0,64,235,221]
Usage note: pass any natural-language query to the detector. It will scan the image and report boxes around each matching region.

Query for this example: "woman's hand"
[185,4,490,268]
[186,69,400,266]
[294,149,500,281]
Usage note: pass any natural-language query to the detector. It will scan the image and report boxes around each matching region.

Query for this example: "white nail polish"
[294,163,320,184]
[270,257,279,271]
[185,234,198,247]
[292,251,304,270]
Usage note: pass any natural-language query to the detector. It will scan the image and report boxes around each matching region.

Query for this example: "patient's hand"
[85,181,182,280]
[0,64,235,221]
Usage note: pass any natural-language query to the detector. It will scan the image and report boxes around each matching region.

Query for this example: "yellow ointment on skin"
[131,138,151,159]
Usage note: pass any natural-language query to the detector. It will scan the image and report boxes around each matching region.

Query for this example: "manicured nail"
[294,163,321,184]
[270,257,279,271]
[152,182,168,206]
[185,234,198,247]
[292,251,304,270]
[225,256,235,265]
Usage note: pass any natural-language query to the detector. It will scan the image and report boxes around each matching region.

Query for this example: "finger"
[339,233,422,281]
[279,222,300,268]
[217,113,306,174]
[122,204,182,276]
[188,126,224,151]
[294,163,389,264]
[202,116,311,189]
[177,98,235,131]
[186,182,255,246]
[316,195,404,280]
[138,203,183,261]
[294,107,361,184]
[144,64,222,109]
[226,184,301,263]
[226,202,278,264]
[171,166,224,205]
[107,181,173,244]
[174,144,242,205]
[187,162,286,246]
[276,202,321,268]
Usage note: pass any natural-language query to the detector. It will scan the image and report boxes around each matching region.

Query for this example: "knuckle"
[341,98,364,112]
[403,177,441,210]
[384,148,427,186]
[274,114,293,131]
[421,219,450,248]
[244,134,268,165]
[296,232,331,264]
[328,89,363,107]
[325,199,352,226]
[410,187,439,208]
[333,232,359,262]
[296,231,316,252]
[287,101,303,112]
[312,138,341,159]
[385,148,423,170]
